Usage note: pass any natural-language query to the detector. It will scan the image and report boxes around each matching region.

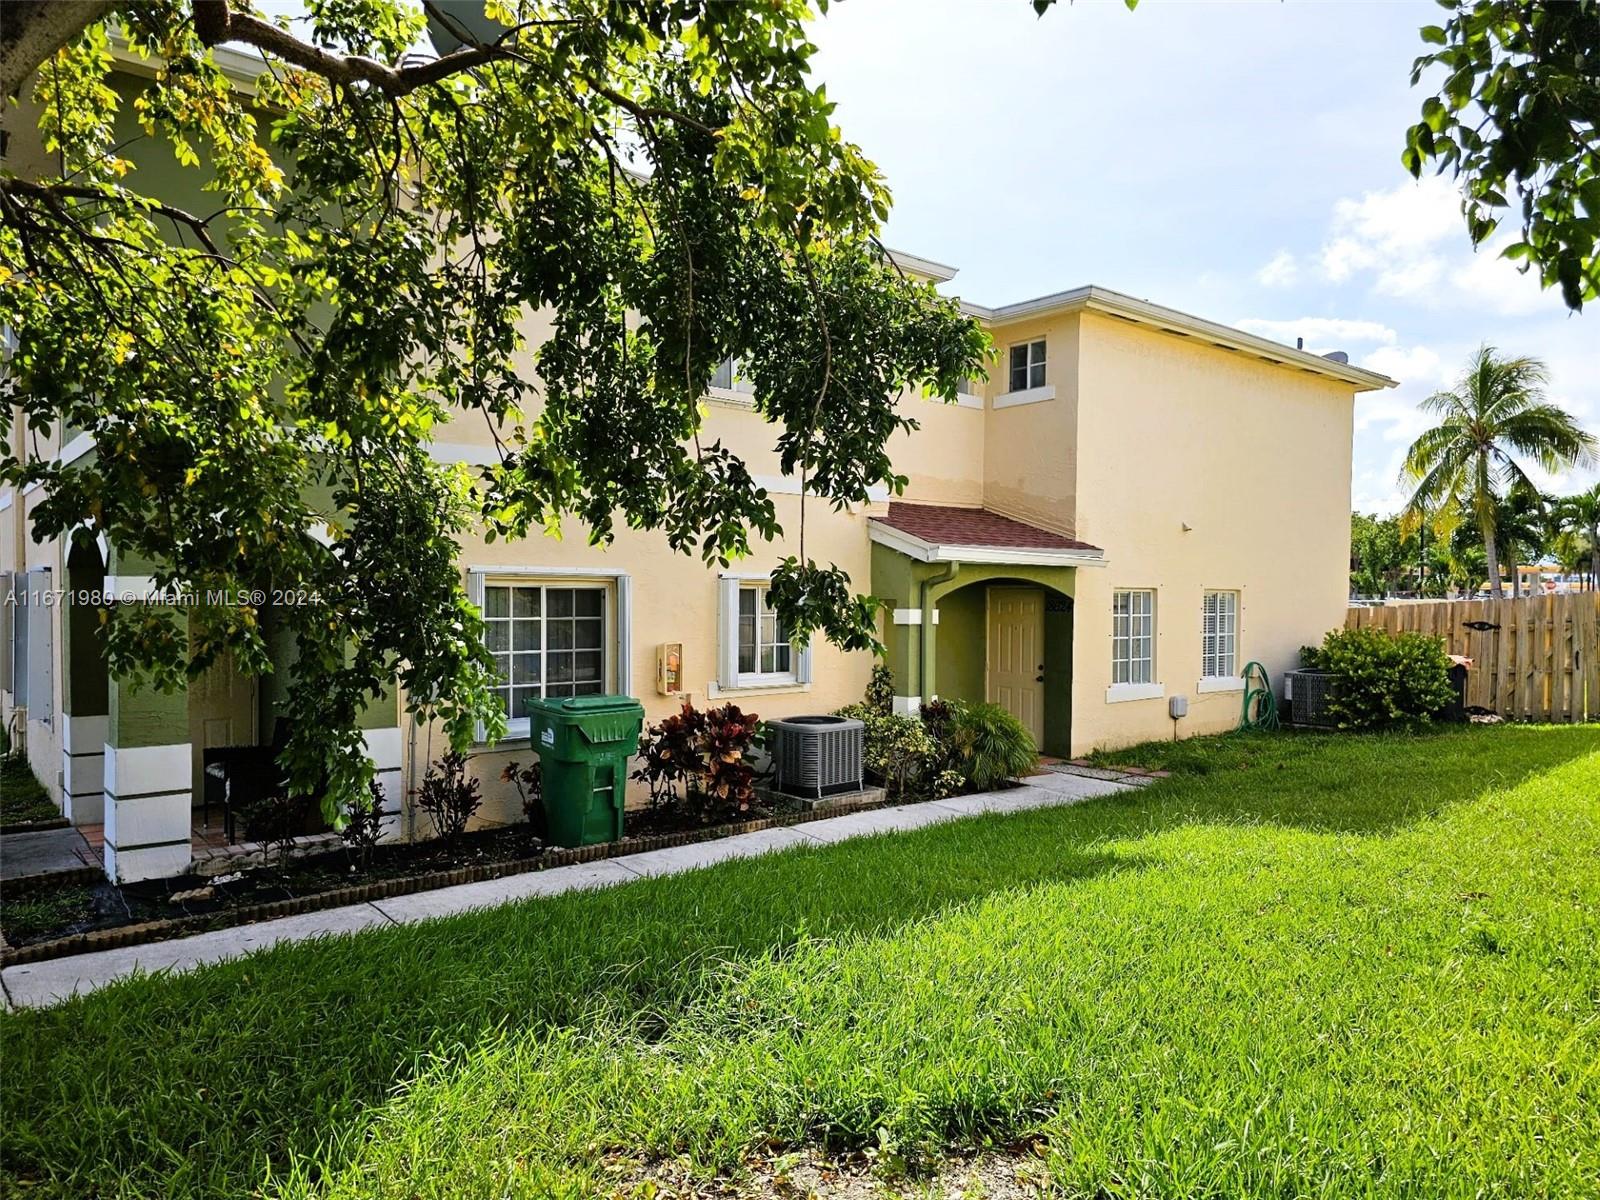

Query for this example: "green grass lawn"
[3,726,1597,1198]
[0,755,57,826]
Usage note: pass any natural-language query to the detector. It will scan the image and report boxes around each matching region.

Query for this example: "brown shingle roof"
[877,502,1101,554]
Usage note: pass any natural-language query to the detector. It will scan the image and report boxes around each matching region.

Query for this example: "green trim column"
[60,541,110,825]
[102,546,192,882]
[871,542,922,712]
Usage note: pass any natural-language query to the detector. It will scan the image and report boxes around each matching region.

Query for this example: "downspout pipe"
[916,562,959,706]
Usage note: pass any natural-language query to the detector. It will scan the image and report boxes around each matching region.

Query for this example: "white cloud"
[1360,344,1447,388]
[1326,175,1460,262]
[1311,177,1565,318]
[1235,316,1397,349]
[1255,250,1297,288]
[1446,236,1549,317]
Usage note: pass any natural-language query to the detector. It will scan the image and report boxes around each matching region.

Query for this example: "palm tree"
[1401,346,1596,598]
[1555,483,1600,590]
[1495,483,1550,597]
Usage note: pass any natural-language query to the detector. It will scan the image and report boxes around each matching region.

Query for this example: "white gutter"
[961,285,1397,392]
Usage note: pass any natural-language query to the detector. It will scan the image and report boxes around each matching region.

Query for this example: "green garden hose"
[1238,660,1279,731]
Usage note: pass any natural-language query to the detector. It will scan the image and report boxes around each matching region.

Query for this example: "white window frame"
[708,356,756,404]
[716,574,812,693]
[467,567,631,742]
[1108,588,1159,702]
[1200,590,1241,688]
[1008,339,1047,393]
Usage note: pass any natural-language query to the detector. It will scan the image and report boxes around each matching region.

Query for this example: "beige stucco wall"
[982,313,1079,537]
[891,391,987,506]
[444,486,877,826]
[1067,312,1355,752]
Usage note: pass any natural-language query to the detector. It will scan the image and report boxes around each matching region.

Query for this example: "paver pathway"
[0,827,100,885]
[1,772,1132,1011]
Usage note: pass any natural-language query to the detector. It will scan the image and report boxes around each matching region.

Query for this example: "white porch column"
[362,726,405,843]
[103,740,193,882]
[60,714,108,826]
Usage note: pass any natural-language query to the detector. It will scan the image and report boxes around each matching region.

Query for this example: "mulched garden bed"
[0,785,890,967]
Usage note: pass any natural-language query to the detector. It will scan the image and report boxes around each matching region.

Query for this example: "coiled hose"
[1238,660,1279,731]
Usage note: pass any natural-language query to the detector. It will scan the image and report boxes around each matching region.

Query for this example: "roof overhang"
[869,519,1106,568]
[962,285,1397,393]
[885,247,959,283]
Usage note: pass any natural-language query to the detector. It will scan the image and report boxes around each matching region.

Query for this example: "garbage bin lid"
[526,693,644,715]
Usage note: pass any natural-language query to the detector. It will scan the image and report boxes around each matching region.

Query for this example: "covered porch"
[868,503,1104,758]
[59,541,402,883]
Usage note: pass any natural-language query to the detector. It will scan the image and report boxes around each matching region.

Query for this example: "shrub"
[1312,627,1456,729]
[501,759,545,837]
[864,663,895,716]
[340,779,386,869]
[240,791,316,870]
[632,700,760,819]
[836,702,959,802]
[948,701,1038,790]
[417,751,482,840]
[634,701,706,810]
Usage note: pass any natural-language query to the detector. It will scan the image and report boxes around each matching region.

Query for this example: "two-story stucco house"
[0,47,1394,884]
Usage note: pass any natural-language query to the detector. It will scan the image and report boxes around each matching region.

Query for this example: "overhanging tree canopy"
[0,0,987,814]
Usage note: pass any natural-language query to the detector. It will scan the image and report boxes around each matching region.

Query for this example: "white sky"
[808,0,1600,514]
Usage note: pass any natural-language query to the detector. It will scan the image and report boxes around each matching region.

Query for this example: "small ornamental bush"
[417,751,483,840]
[948,701,1038,790]
[339,779,386,869]
[1311,627,1456,730]
[633,700,760,819]
[501,759,545,837]
[864,663,896,716]
[836,702,960,802]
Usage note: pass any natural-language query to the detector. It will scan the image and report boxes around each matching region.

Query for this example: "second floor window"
[710,356,755,395]
[1201,591,1238,679]
[1009,339,1046,392]
[1112,589,1155,685]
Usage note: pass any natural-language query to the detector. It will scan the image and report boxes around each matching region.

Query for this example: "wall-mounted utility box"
[656,642,684,695]
[1168,695,1188,720]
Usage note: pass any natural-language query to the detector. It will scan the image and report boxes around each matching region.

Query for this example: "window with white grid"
[738,585,794,679]
[481,583,607,729]
[1008,339,1046,392]
[1112,589,1155,685]
[1201,591,1238,679]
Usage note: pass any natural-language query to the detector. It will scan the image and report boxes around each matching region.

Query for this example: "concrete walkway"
[1,772,1132,1011]
[0,826,100,885]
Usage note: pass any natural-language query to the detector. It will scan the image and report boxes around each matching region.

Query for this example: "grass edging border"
[0,816,72,835]
[0,790,894,969]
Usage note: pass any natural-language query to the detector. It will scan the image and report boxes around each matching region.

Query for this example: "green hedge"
[1308,627,1456,730]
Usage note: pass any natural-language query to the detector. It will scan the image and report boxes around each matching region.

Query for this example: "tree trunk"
[0,1,115,101]
[1484,527,1503,600]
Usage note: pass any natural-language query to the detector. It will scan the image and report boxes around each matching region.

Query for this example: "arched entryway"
[933,574,1073,757]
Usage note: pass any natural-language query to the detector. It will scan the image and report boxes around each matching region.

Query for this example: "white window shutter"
[796,641,813,685]
[467,569,486,742]
[717,576,741,690]
[615,574,632,696]
[26,567,51,723]
[11,573,27,704]
[0,572,12,696]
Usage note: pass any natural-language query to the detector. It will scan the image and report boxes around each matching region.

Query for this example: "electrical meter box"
[657,642,684,695]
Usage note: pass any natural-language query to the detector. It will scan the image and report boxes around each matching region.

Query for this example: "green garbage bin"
[525,694,645,847]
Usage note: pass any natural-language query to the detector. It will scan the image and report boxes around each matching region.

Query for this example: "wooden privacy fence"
[1345,594,1600,723]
